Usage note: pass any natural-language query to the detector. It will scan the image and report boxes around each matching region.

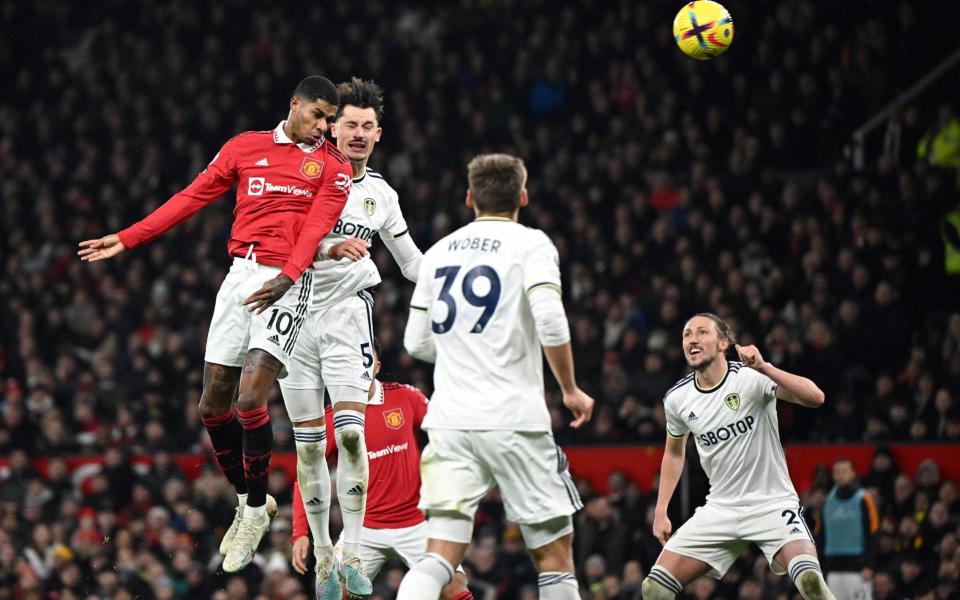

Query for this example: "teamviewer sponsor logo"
[246,177,313,198]
[367,442,409,460]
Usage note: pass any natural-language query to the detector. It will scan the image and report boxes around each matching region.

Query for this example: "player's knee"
[236,393,266,413]
[339,427,362,456]
[237,350,283,409]
[198,390,231,418]
[332,402,367,460]
[200,365,239,416]
[295,438,324,465]
[641,575,678,600]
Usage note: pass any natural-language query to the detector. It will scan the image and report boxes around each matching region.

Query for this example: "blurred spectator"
[818,459,878,600]
[917,105,960,169]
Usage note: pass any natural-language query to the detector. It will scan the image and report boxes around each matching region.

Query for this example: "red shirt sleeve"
[325,405,337,458]
[280,156,351,281]
[291,478,308,543]
[117,140,238,249]
[410,386,429,429]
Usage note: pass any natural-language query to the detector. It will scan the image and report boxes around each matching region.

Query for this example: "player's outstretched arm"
[653,433,687,545]
[77,234,125,262]
[87,140,240,257]
[735,344,825,407]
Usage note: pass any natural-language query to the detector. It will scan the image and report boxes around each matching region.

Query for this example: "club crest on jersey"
[300,157,324,179]
[724,393,741,411]
[363,197,377,216]
[383,408,404,430]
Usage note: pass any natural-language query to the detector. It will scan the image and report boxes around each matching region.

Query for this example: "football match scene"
[2,0,960,599]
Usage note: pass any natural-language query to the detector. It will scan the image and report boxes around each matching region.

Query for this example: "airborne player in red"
[290,342,472,600]
[78,76,352,573]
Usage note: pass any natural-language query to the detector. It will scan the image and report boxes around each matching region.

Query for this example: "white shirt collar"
[367,380,384,405]
[273,121,322,153]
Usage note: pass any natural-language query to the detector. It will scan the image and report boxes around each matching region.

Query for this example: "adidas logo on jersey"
[255,157,269,166]
[789,527,802,535]
[345,484,365,496]
[304,496,323,507]
[686,411,698,421]
[267,335,280,345]
[360,371,372,381]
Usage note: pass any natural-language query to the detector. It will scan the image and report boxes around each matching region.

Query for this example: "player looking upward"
[397,153,594,600]
[78,76,352,573]
[643,313,836,600]
[290,341,472,600]
[278,77,423,599]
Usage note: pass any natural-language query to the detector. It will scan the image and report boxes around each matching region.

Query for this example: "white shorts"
[204,257,313,378]
[663,501,815,579]
[418,429,582,532]
[334,522,466,580]
[279,291,375,420]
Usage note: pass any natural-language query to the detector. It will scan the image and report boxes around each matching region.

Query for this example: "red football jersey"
[117,123,351,282]
[292,381,429,540]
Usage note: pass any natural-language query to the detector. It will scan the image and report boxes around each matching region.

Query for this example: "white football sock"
[294,426,333,549]
[538,572,580,599]
[333,409,368,557]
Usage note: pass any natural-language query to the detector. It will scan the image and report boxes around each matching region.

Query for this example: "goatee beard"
[689,353,716,372]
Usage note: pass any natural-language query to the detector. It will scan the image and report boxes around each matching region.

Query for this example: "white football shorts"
[279,291,376,420]
[663,501,815,578]
[418,429,582,543]
[204,256,313,378]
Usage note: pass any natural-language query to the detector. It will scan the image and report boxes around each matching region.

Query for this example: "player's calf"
[237,350,282,511]
[526,524,580,600]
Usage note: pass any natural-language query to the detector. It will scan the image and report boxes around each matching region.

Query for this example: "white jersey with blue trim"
[663,361,799,509]
[310,168,411,306]
[409,218,562,432]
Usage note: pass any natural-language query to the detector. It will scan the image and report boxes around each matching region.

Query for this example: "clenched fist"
[735,344,766,369]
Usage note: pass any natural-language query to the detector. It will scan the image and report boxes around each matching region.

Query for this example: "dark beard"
[688,352,717,372]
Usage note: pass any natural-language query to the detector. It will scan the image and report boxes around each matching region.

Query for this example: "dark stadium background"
[1,0,959,598]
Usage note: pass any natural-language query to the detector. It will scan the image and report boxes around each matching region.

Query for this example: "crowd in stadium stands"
[1,0,958,597]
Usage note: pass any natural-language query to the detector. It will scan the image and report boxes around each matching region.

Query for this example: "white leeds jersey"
[664,361,799,509]
[310,168,410,306]
[410,218,561,432]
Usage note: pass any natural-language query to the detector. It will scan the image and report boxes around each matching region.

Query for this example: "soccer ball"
[673,1,734,60]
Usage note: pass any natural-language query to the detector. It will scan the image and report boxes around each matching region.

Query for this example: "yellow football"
[673,1,734,60]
